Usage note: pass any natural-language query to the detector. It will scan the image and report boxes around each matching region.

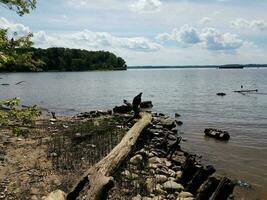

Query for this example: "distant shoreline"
[128,64,267,69]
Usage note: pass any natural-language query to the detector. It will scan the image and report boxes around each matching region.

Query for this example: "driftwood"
[180,154,199,185]
[195,177,220,200]
[234,89,258,93]
[210,177,235,200]
[186,165,216,194]
[66,112,152,200]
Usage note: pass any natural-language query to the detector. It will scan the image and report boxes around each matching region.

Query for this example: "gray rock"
[130,154,143,165]
[162,181,184,192]
[148,157,163,165]
[132,195,142,200]
[178,192,193,198]
[175,171,183,180]
[155,174,168,183]
[146,178,156,193]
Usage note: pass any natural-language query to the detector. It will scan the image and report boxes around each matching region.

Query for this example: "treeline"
[1,47,127,72]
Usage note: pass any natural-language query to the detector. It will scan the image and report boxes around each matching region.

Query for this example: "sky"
[1,0,267,66]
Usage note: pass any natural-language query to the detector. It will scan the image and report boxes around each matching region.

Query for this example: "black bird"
[132,92,142,117]
[125,92,143,124]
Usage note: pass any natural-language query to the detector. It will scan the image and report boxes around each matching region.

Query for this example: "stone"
[49,118,57,122]
[130,154,143,165]
[178,192,193,198]
[176,198,194,200]
[143,197,153,200]
[121,170,130,177]
[146,178,156,193]
[132,195,142,200]
[42,190,66,200]
[155,174,168,183]
[154,184,166,195]
[175,113,181,117]
[148,157,162,165]
[175,171,183,180]
[162,181,184,192]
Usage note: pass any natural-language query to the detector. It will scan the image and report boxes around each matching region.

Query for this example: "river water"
[1,68,266,199]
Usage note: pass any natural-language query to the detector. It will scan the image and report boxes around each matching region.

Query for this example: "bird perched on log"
[132,92,142,117]
[125,92,142,124]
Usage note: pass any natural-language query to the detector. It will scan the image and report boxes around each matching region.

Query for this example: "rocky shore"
[1,103,236,200]
[107,111,235,200]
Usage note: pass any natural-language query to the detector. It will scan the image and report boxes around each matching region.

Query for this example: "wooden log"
[67,112,152,200]
[195,176,220,200]
[180,154,199,186]
[210,177,235,200]
[234,89,258,93]
[186,165,216,194]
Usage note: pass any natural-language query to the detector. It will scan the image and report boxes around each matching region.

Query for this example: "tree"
[0,0,36,16]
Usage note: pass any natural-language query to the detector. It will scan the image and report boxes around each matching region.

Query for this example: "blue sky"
[1,0,267,65]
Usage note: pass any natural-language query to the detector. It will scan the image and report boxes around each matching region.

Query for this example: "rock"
[175,113,181,117]
[176,198,194,200]
[155,174,168,183]
[42,190,66,200]
[154,184,166,195]
[204,128,230,141]
[140,101,153,109]
[176,120,183,126]
[49,118,57,122]
[143,197,152,200]
[113,105,132,113]
[162,181,184,192]
[152,196,164,200]
[121,170,131,177]
[50,152,58,157]
[132,195,142,200]
[216,92,226,96]
[148,157,162,165]
[178,192,193,198]
[146,178,156,193]
[175,171,183,180]
[130,154,143,165]
[160,119,176,130]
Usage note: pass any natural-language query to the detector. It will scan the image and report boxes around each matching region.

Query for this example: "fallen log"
[65,112,152,200]
[210,177,235,200]
[195,176,220,200]
[186,165,216,194]
[234,89,258,93]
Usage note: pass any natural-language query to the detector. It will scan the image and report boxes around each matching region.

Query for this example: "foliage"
[1,47,127,72]
[0,0,36,16]
[0,29,45,71]
[0,97,41,126]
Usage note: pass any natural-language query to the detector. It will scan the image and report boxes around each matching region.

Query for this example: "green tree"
[0,0,36,16]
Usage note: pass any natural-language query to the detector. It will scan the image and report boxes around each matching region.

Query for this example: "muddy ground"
[0,112,128,200]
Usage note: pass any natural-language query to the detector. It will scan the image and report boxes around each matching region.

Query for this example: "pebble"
[130,154,143,165]
[155,174,168,183]
[178,192,193,198]
[162,181,184,192]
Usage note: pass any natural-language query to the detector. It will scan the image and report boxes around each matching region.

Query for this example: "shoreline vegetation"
[0,98,237,200]
[0,47,127,72]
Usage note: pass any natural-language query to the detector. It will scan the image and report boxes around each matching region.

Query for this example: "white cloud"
[156,25,245,51]
[0,17,31,37]
[33,29,160,52]
[200,28,243,51]
[130,0,162,13]
[199,17,212,25]
[231,18,267,31]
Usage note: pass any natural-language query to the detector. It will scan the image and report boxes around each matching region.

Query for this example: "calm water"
[1,68,267,199]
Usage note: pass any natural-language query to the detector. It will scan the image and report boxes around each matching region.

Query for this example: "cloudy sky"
[1,0,267,66]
